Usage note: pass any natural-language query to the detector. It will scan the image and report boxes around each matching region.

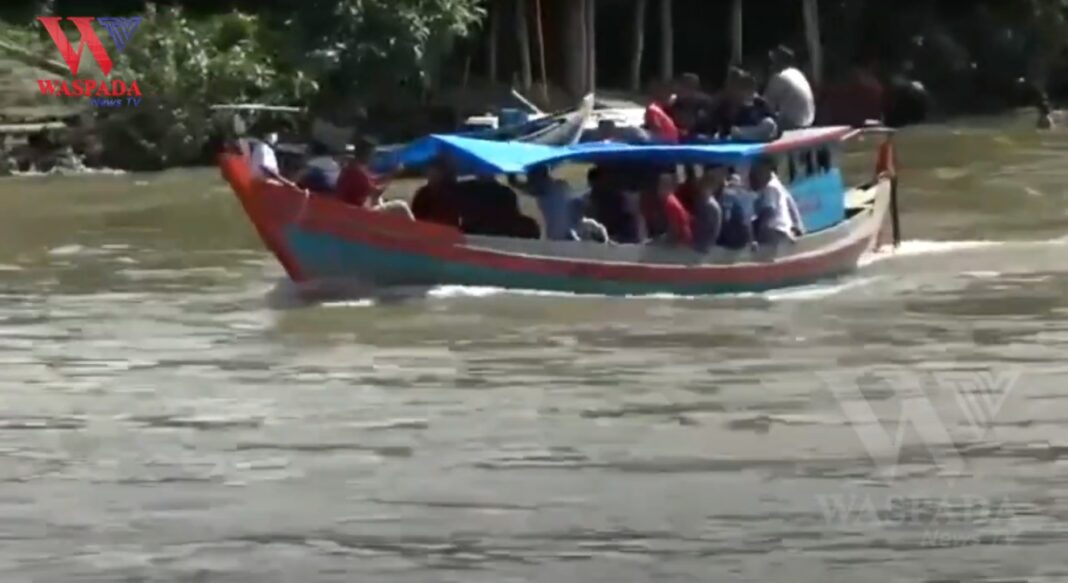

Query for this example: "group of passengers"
[638,45,815,145]
[403,155,805,253]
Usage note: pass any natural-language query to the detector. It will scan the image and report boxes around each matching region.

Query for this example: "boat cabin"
[389,125,856,236]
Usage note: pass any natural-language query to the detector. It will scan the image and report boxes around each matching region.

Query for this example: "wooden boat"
[219,127,900,296]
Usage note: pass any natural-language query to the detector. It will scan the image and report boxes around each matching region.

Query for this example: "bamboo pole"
[629,0,647,91]
[516,0,533,91]
[659,0,673,82]
[534,0,549,103]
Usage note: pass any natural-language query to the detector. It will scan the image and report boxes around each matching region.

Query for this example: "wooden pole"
[516,0,533,91]
[487,3,498,83]
[534,0,549,103]
[629,0,647,91]
[659,0,673,82]
[802,0,823,85]
[730,0,743,68]
[586,0,597,93]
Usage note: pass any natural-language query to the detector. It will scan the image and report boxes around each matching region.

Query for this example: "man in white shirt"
[749,157,804,249]
[764,46,815,130]
[247,132,280,180]
[233,121,298,188]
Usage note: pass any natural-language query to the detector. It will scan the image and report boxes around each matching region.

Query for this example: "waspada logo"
[36,16,143,108]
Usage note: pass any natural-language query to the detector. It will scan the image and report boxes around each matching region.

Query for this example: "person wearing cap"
[764,45,815,130]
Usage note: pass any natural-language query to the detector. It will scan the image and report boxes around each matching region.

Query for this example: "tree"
[283,0,487,104]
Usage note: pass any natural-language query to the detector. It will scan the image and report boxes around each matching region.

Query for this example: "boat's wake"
[859,239,1003,268]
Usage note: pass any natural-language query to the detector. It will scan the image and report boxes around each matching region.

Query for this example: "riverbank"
[2,0,1066,173]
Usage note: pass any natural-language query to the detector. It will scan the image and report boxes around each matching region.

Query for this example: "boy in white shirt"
[764,46,815,130]
[749,157,804,248]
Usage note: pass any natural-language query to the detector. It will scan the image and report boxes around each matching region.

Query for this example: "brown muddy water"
[1,115,1068,582]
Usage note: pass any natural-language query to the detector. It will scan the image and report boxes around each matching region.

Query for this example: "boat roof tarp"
[377,126,853,175]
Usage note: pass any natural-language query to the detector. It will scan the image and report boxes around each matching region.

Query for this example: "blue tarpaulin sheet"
[375,127,853,176]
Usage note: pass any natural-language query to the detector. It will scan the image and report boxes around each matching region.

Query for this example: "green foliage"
[92,0,485,168]
[99,5,316,169]
[285,0,486,102]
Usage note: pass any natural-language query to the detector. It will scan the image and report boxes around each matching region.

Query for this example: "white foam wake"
[859,239,1004,268]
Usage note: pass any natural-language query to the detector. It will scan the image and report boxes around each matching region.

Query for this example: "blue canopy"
[376,126,854,176]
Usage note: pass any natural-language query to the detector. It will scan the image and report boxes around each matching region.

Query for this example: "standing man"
[764,46,815,131]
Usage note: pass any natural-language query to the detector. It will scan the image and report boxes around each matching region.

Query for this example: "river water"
[1,115,1067,582]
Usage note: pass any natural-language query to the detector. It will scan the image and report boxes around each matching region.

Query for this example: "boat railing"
[839,125,900,248]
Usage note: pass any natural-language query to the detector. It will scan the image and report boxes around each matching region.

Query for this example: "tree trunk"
[730,0,743,68]
[629,0,647,91]
[586,0,597,93]
[487,3,498,83]
[534,0,549,103]
[659,0,673,82]
[563,0,586,98]
[803,0,823,85]
[516,0,533,91]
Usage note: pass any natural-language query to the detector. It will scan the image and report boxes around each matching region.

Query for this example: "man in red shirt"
[655,171,693,246]
[644,82,680,144]
[336,138,390,208]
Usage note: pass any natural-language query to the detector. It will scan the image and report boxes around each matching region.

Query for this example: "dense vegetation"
[0,0,1066,169]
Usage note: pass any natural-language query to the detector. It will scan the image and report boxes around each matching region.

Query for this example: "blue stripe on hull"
[285,227,856,296]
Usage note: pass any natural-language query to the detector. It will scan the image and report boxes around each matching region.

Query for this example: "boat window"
[804,149,817,176]
[817,148,832,173]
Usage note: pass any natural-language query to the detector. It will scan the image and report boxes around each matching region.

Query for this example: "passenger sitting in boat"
[764,45,815,130]
[336,138,412,218]
[295,140,342,192]
[710,69,780,142]
[675,165,701,214]
[525,165,580,241]
[336,138,384,206]
[411,157,461,228]
[461,175,540,240]
[644,81,680,144]
[716,167,757,251]
[235,131,301,189]
[587,167,642,244]
[690,166,724,253]
[670,73,715,136]
[749,157,804,247]
[638,171,668,240]
[652,171,693,247]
